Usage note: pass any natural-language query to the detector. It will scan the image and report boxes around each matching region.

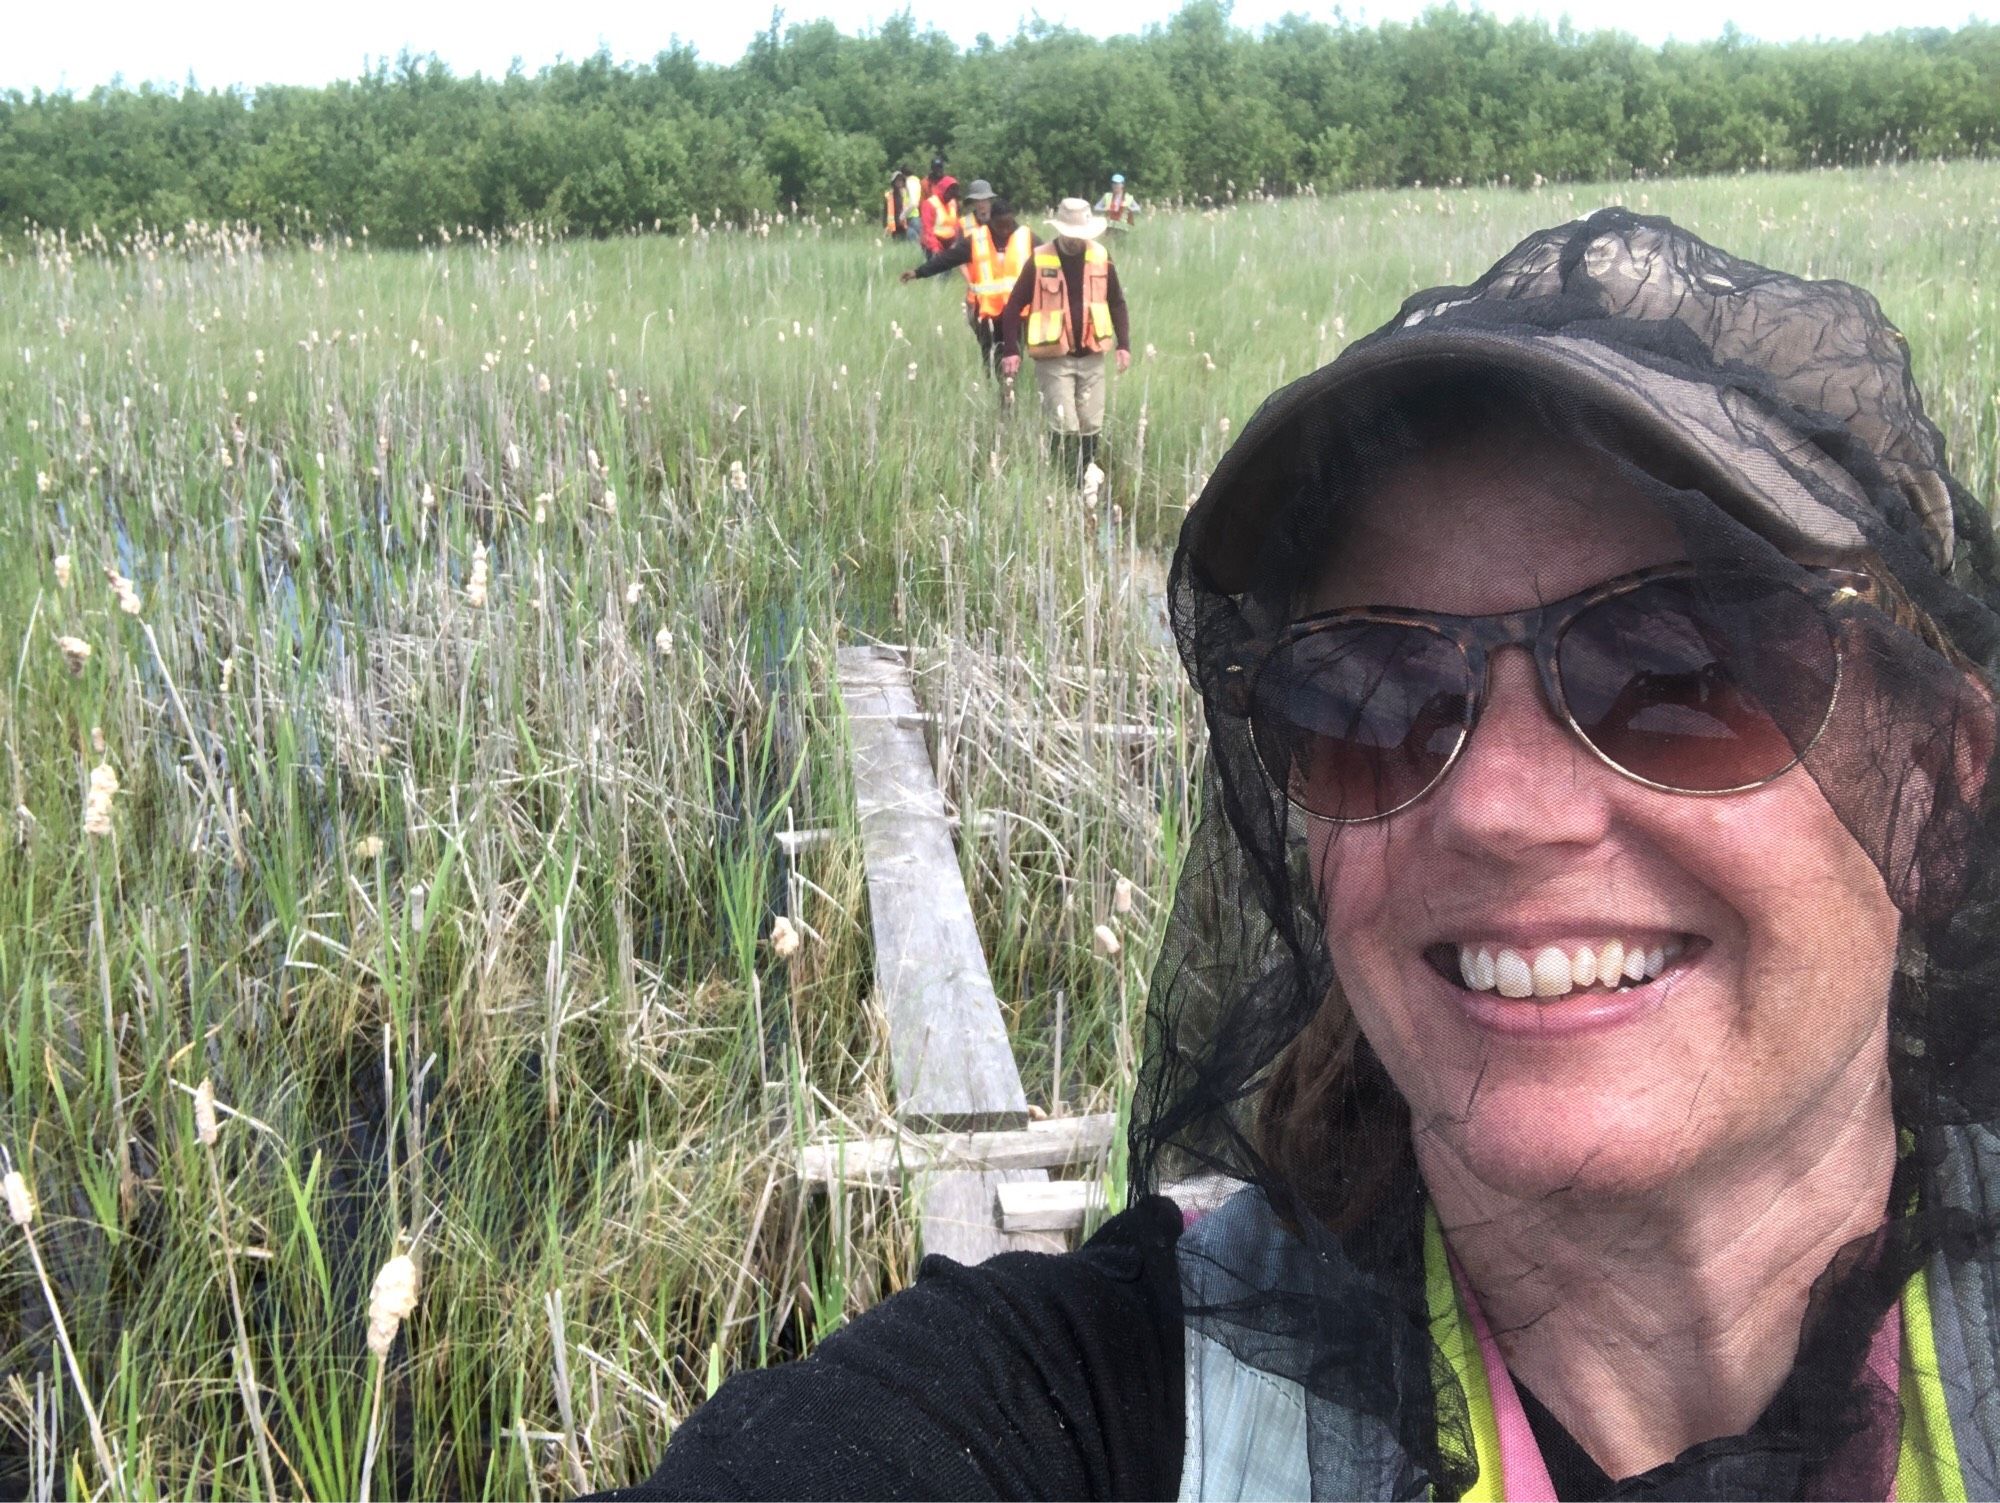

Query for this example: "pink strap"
[1452,1252,1904,1502]
[1449,1254,1559,1502]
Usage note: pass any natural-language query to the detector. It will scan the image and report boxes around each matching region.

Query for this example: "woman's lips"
[1421,935,1709,1037]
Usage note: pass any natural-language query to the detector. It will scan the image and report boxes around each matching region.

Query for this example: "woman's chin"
[1422,1083,1707,1208]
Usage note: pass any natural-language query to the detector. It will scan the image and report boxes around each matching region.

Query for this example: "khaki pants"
[1032,352,1108,434]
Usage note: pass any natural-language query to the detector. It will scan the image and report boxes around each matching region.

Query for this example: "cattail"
[220,655,234,692]
[365,1252,421,1357]
[193,1077,219,1146]
[1218,416,1232,436]
[1092,923,1122,958]
[465,540,489,608]
[624,581,643,606]
[354,835,384,861]
[105,566,141,616]
[53,553,72,588]
[420,482,436,509]
[1113,875,1135,915]
[536,371,551,394]
[1081,463,1104,509]
[82,762,118,838]
[770,915,801,959]
[4,1169,32,1227]
[55,635,92,674]
[727,461,749,494]
[654,626,674,656]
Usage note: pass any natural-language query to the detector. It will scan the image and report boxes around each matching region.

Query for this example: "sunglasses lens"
[1557,575,1838,792]
[1253,624,1473,820]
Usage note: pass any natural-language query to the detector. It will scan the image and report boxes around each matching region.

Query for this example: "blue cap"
[1112,173,1126,184]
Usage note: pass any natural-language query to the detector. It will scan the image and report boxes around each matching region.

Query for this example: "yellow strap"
[1424,1209,1503,1501]
[1897,1264,1969,1502]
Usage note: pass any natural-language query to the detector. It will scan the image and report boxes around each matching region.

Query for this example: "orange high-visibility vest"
[1025,241,1112,358]
[885,188,900,233]
[928,194,961,244]
[964,224,1034,318]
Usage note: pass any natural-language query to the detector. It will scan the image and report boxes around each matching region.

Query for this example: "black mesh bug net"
[1130,207,2000,1499]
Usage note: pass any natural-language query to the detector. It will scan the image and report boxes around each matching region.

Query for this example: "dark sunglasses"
[1232,563,1872,823]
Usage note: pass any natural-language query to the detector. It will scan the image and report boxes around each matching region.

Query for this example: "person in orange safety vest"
[999,197,1131,482]
[919,177,962,256]
[902,181,1034,381]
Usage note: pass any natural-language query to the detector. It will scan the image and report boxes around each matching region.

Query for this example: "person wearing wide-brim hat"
[1094,172,1140,228]
[999,198,1132,483]
[900,180,1034,383]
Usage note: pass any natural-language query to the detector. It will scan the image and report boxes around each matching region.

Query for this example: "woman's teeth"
[1456,938,1684,998]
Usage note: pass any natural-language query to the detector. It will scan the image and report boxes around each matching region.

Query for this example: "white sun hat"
[1047,197,1108,241]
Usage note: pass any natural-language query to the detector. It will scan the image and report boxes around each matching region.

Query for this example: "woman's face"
[1307,432,1901,1207]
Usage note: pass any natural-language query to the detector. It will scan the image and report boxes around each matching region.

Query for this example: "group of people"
[889,162,1137,485]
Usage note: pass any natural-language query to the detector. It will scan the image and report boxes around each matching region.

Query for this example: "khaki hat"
[1047,198,1107,241]
[962,179,997,202]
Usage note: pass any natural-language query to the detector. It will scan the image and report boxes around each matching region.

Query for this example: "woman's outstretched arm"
[594,1196,1187,1501]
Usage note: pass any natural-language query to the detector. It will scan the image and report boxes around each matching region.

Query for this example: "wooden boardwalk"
[836,645,1065,1261]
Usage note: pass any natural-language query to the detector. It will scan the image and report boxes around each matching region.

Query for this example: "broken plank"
[798,1113,1115,1188]
[996,1174,1245,1234]
[923,1170,1067,1262]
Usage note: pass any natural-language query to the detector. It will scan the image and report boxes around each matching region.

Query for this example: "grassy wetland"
[2,161,1998,1498]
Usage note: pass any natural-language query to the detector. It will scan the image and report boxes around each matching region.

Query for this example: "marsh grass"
[1,162,1996,1498]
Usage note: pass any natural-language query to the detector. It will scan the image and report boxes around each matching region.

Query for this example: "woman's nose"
[1425,647,1617,859]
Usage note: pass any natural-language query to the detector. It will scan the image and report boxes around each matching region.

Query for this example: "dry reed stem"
[6,1164,126,1498]
[196,1082,281,1500]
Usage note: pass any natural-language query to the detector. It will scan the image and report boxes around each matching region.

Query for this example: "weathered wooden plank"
[838,645,1027,1133]
[996,1174,1244,1234]
[797,1113,1115,1188]
[923,1170,1067,1261]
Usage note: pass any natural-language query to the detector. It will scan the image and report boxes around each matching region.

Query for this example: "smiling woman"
[603,208,2000,1501]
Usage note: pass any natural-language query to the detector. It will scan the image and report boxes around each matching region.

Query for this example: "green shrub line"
[3,3,1999,245]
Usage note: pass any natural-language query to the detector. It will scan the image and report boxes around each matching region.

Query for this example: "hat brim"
[1048,214,1108,241]
[964,188,997,201]
[1183,326,1872,596]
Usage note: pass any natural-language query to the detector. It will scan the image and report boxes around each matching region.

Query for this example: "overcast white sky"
[7,0,1996,95]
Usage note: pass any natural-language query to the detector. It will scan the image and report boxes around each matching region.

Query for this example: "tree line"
[4,3,1997,246]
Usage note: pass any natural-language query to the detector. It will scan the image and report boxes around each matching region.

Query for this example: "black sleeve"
[913,237,974,278]
[1106,262,1131,352]
[998,260,1038,359]
[593,1196,1186,1501]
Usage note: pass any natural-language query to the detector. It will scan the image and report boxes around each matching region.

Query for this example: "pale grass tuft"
[55,634,92,674]
[354,834,385,862]
[1092,923,1122,958]
[105,565,142,615]
[193,1077,219,1146]
[4,1169,32,1228]
[770,915,801,959]
[466,540,490,607]
[82,762,119,839]
[367,1252,422,1357]
[1113,875,1135,915]
[53,552,72,588]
